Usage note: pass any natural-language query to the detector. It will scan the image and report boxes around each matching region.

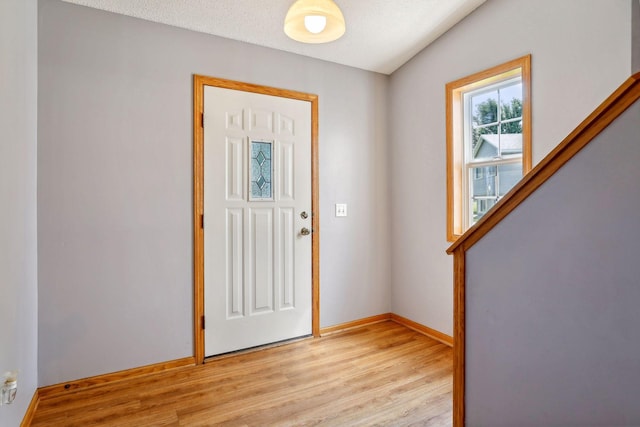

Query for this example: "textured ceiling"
[61,0,486,75]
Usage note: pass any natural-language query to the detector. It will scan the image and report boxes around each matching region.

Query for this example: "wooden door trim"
[193,75,320,364]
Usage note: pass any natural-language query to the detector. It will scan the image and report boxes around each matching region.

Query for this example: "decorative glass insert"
[249,140,273,201]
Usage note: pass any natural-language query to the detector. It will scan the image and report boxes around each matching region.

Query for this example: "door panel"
[249,207,274,315]
[278,207,295,310]
[226,137,244,201]
[226,208,243,319]
[204,86,312,356]
[279,141,295,201]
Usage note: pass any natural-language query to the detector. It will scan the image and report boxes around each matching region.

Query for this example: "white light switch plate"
[335,203,347,217]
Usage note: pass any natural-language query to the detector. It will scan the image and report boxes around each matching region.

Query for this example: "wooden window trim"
[446,55,532,242]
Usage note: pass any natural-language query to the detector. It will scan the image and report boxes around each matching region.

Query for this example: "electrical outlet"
[1,371,17,406]
[335,203,347,217]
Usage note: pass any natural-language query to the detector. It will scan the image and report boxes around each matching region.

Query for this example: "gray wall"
[0,0,38,424]
[38,0,390,386]
[389,0,631,336]
[634,0,640,73]
[465,98,640,426]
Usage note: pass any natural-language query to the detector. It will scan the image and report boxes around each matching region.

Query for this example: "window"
[446,55,531,242]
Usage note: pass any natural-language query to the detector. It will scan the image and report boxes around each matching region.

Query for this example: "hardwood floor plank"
[31,321,452,426]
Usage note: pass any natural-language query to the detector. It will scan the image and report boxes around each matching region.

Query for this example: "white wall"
[0,0,39,424]
[37,0,390,386]
[465,97,640,426]
[388,0,631,336]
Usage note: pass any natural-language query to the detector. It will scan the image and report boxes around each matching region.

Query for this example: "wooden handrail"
[448,72,640,255]
[446,72,640,427]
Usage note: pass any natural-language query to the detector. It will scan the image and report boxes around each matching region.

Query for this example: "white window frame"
[462,77,523,229]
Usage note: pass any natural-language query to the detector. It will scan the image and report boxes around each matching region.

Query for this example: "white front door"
[203,85,312,356]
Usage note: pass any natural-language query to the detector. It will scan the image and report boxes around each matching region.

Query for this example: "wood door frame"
[193,75,320,364]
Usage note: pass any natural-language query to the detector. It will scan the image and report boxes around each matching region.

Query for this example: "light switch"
[335,203,347,217]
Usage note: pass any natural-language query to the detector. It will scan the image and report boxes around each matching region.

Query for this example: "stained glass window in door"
[250,140,273,200]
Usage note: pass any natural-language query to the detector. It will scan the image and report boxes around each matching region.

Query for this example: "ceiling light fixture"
[284,0,345,44]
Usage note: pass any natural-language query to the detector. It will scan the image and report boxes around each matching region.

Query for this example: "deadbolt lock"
[300,211,309,219]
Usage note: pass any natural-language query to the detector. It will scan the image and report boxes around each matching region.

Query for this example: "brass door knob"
[300,227,311,236]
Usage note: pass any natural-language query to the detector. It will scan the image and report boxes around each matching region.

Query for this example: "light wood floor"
[31,321,453,426]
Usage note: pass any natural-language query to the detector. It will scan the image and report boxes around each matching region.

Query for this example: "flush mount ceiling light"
[284,0,346,44]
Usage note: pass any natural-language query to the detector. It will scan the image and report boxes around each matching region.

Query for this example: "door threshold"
[204,334,313,363]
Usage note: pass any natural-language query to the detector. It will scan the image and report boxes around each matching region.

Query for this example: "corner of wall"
[0,0,39,424]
